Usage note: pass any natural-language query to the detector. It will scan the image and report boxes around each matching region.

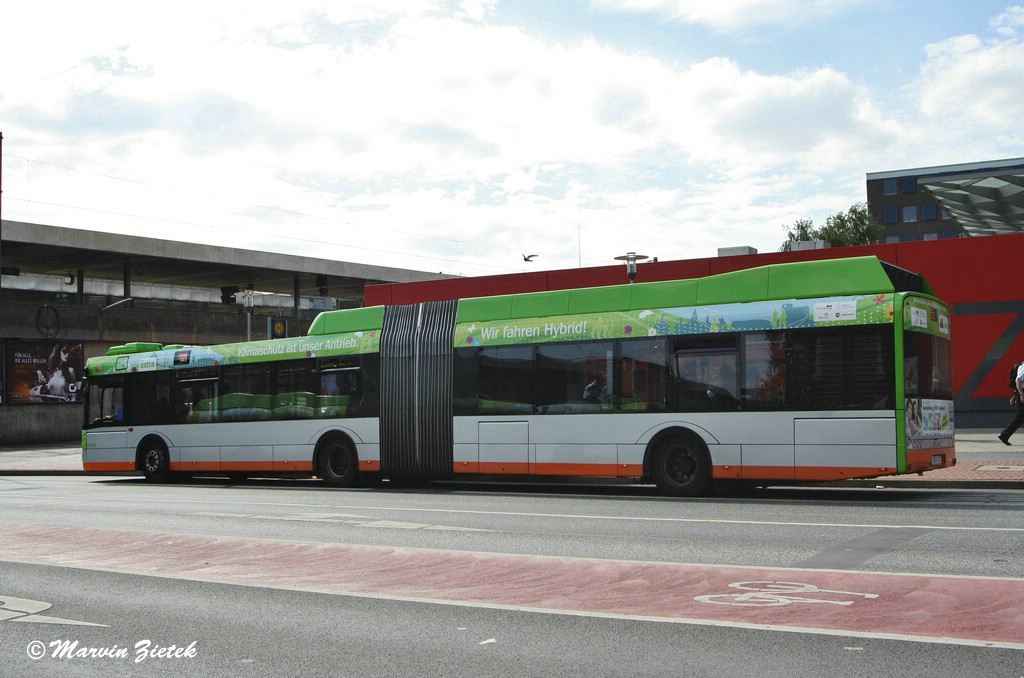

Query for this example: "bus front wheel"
[651,434,711,497]
[318,436,359,488]
[140,440,172,483]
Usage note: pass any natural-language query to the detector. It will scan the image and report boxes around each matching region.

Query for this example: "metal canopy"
[0,220,448,307]
[921,169,1024,236]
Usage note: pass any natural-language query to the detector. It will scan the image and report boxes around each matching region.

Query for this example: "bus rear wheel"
[318,436,359,488]
[651,434,711,497]
[140,440,172,483]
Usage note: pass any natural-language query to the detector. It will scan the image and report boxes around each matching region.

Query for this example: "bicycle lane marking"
[2,523,1022,649]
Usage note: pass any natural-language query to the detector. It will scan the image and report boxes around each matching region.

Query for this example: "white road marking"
[694,581,878,607]
[0,595,107,627]
[8,565,1020,650]
[186,512,494,531]
[357,520,429,529]
[4,492,1024,532]
[1,525,1022,649]
[321,503,1024,533]
[251,513,370,523]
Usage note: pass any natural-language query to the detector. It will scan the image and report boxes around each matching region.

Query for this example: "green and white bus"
[82,255,954,496]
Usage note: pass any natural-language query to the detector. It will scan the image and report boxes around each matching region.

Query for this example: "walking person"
[999,361,1024,445]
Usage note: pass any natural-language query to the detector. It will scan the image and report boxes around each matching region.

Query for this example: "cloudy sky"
[2,1,1022,278]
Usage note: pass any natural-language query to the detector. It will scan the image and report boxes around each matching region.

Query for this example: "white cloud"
[991,5,1024,37]
[591,0,872,32]
[918,32,1024,131]
[1,3,1022,277]
[458,0,498,22]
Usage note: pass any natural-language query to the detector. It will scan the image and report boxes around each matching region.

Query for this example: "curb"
[0,469,90,476]
[0,467,1019,490]
[836,479,1024,490]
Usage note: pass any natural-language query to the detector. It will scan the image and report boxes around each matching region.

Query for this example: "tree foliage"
[780,202,880,251]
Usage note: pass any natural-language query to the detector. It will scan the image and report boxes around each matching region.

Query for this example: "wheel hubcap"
[327,446,348,476]
[665,447,695,484]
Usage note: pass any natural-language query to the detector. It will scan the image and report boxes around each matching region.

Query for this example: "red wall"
[364,235,1024,426]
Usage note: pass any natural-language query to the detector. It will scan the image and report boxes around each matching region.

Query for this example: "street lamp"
[614,251,649,283]
[242,288,254,341]
[100,297,133,312]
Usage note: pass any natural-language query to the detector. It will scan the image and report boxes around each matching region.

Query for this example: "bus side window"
[319,365,361,418]
[617,338,668,412]
[741,332,786,410]
[536,342,612,413]
[131,371,173,426]
[86,378,125,427]
[669,336,739,412]
[173,369,220,424]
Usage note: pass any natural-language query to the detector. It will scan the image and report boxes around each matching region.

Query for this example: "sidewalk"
[0,444,85,475]
[854,429,1024,489]
[0,431,1022,488]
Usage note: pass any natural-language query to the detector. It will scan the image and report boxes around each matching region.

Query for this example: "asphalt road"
[1,475,1023,677]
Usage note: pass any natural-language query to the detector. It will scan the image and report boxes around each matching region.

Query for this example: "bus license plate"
[931,454,944,466]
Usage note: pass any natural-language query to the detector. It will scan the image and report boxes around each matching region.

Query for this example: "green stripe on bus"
[454,256,896,325]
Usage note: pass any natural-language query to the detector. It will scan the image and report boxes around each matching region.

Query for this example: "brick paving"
[0,452,83,473]
[872,461,1024,484]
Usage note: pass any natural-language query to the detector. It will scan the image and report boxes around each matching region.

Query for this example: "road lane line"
[3,494,1024,532]
[1,523,1022,650]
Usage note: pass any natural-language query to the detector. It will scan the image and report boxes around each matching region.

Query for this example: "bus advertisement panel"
[454,294,895,348]
[903,295,954,454]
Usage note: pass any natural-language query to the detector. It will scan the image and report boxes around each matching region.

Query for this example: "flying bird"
[522,253,539,262]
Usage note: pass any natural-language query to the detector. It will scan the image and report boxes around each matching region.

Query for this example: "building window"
[885,235,900,243]
[903,206,918,223]
[922,202,938,221]
[942,230,959,239]
[904,233,919,241]
[883,178,898,196]
[901,176,917,194]
[883,206,899,224]
[923,233,938,240]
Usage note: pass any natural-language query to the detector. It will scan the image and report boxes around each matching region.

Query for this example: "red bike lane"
[2,524,1021,648]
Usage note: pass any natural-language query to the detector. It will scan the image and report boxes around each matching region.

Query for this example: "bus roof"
[244,255,931,337]
[306,305,384,337]
[450,255,929,324]
[95,255,932,363]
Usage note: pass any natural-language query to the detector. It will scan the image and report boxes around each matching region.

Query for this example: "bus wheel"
[140,440,172,483]
[651,434,711,497]
[318,436,358,487]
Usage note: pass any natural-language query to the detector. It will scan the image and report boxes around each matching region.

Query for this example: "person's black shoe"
[998,434,1011,446]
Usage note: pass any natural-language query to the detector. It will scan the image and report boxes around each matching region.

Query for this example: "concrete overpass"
[0,220,450,443]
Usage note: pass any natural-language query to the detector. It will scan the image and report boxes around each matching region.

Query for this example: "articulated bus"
[82,256,954,496]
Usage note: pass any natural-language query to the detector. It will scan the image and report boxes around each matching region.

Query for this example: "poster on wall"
[4,341,84,404]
